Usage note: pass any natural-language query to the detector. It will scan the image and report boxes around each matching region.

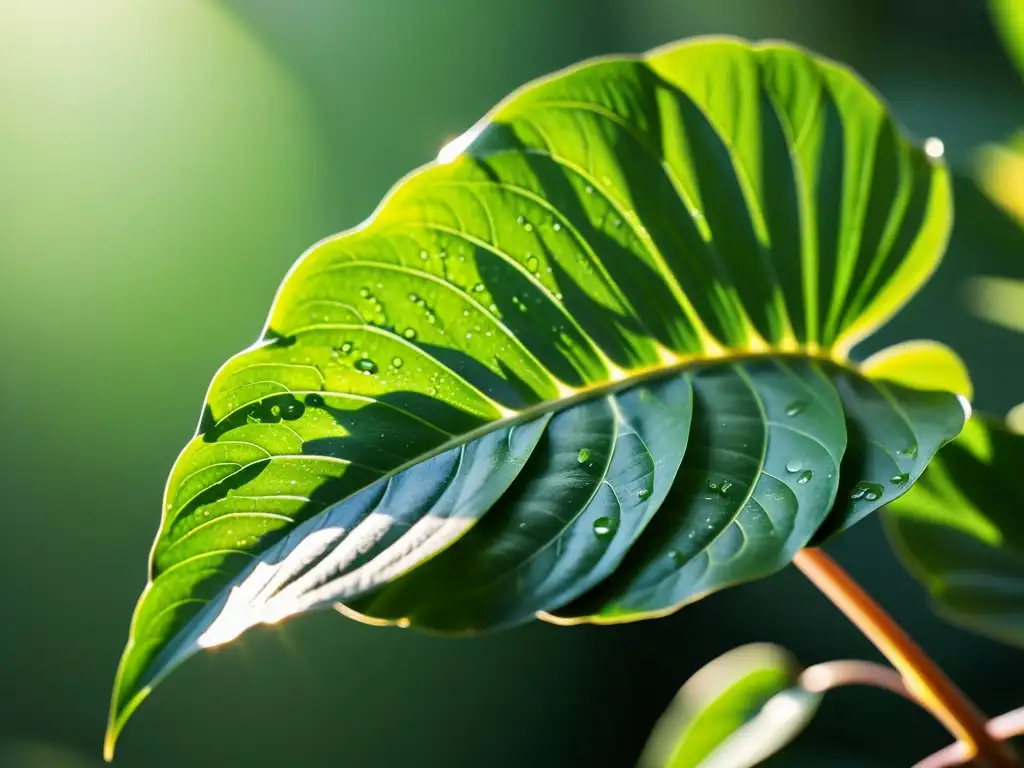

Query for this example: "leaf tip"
[103,676,152,764]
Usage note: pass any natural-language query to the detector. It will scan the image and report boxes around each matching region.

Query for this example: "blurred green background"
[2,1,1023,765]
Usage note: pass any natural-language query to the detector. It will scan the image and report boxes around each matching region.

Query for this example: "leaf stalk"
[792,547,1018,767]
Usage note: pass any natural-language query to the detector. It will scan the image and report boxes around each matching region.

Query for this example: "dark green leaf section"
[552,364,964,623]
[813,368,970,540]
[553,361,845,622]
[638,643,819,768]
[885,416,1024,648]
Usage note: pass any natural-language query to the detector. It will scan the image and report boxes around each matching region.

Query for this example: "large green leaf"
[106,37,963,757]
[638,644,819,768]
[885,415,1024,648]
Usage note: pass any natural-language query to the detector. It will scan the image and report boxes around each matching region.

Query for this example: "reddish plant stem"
[792,548,1018,767]
[799,659,914,701]
[915,707,1024,768]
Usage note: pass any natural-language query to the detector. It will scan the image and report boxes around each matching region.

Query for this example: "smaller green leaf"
[884,414,1024,648]
[639,643,820,768]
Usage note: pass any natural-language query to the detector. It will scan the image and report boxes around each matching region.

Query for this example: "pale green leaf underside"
[885,416,1024,648]
[107,36,957,756]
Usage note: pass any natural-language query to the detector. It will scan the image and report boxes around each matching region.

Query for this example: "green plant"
[104,33,1024,767]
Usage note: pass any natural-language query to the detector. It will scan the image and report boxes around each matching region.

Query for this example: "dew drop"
[305,393,325,408]
[592,516,617,540]
[668,549,684,566]
[355,358,378,375]
[637,487,651,500]
[427,386,438,396]
[516,215,534,232]
[786,459,803,473]
[473,283,485,293]
[391,357,404,369]
[359,287,371,298]
[552,221,562,231]
[202,510,210,517]
[903,444,919,459]
[408,292,419,303]
[577,447,592,463]
[850,481,884,501]
[890,472,910,486]
[797,470,812,485]
[402,327,417,340]
[584,184,594,195]
[339,342,354,355]
[270,404,282,418]
[785,401,805,417]
[525,255,540,272]
[611,217,622,228]
[419,249,429,261]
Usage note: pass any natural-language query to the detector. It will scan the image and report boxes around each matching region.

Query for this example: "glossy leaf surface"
[107,37,959,756]
[638,643,819,768]
[885,415,1024,648]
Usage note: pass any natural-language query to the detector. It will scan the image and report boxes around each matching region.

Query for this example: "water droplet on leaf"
[850,481,884,501]
[786,459,803,473]
[797,470,812,485]
[785,401,805,417]
[577,448,592,463]
[355,358,378,375]
[592,516,616,539]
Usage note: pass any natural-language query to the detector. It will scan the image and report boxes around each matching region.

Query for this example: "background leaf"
[991,0,1024,79]
[885,414,1024,648]
[106,36,960,756]
[638,643,820,768]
